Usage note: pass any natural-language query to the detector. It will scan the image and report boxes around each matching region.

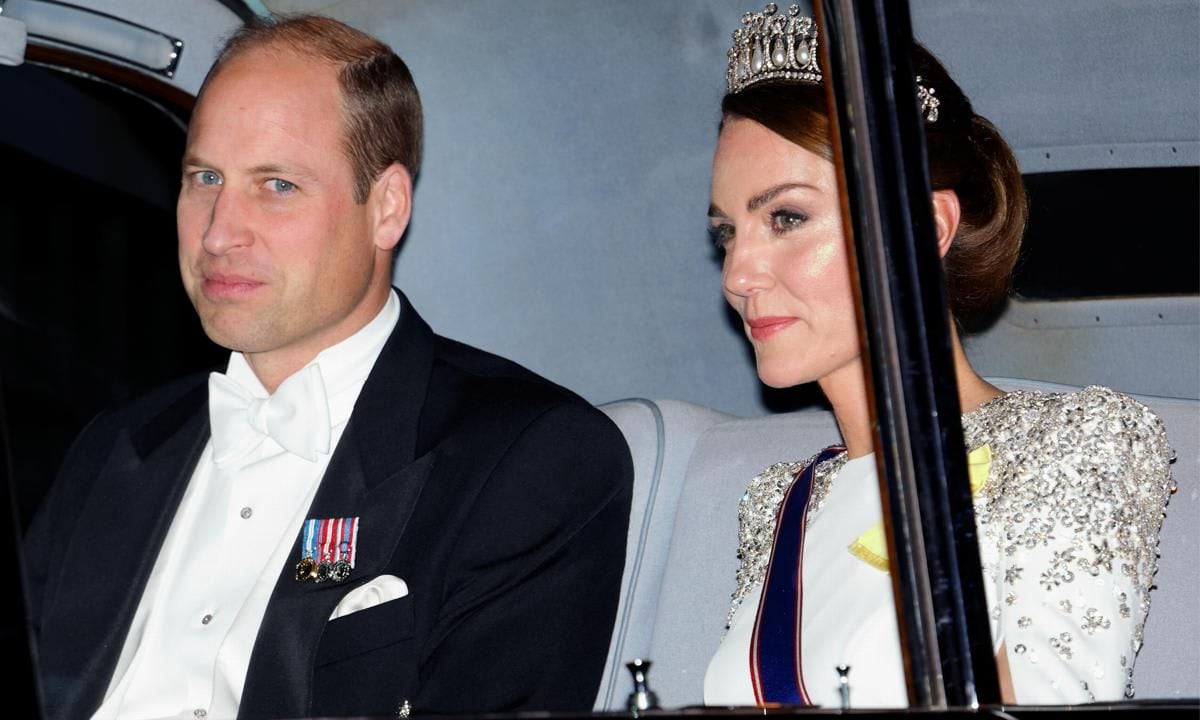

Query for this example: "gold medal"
[295,556,315,582]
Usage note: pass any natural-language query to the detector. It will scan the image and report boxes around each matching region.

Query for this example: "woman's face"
[710,117,861,389]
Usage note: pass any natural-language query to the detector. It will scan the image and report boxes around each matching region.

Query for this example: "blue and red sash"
[749,445,845,705]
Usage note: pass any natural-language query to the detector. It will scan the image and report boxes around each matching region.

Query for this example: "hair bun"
[913,44,1027,326]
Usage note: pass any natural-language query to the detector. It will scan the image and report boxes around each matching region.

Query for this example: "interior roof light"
[3,0,183,77]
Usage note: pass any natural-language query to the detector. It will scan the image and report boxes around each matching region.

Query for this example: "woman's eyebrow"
[747,182,816,211]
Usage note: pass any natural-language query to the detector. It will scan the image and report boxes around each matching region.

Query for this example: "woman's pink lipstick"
[747,316,797,340]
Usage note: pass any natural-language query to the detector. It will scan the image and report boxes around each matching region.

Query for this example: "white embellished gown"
[703,386,1175,707]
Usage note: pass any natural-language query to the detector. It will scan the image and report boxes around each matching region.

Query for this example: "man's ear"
[370,163,413,252]
[932,189,961,259]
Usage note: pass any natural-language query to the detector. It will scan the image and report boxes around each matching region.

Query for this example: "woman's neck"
[950,324,1003,413]
[819,325,1002,458]
[818,359,874,459]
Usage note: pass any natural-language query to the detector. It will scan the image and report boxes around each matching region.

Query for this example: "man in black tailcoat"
[25,15,632,720]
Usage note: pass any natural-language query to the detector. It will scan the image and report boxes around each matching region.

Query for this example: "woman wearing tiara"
[702,4,1176,708]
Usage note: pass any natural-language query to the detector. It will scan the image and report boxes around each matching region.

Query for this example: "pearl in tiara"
[726,3,820,95]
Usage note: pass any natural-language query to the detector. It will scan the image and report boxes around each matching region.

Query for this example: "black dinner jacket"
[25,291,634,719]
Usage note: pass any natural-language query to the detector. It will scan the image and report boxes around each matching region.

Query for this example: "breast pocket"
[311,594,419,718]
[315,594,416,668]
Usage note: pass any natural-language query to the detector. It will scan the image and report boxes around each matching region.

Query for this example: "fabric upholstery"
[594,400,729,710]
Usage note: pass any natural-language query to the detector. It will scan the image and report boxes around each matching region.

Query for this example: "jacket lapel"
[49,381,209,719]
[239,291,438,719]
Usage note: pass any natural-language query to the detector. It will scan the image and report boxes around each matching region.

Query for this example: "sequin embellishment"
[725,386,1175,701]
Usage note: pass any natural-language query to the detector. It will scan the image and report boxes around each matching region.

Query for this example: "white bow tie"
[208,364,332,466]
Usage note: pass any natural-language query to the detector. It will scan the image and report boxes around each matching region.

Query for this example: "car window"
[0,62,222,528]
[1014,167,1199,300]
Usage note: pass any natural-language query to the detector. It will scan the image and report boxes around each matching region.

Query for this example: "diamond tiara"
[726,3,820,95]
[726,3,940,123]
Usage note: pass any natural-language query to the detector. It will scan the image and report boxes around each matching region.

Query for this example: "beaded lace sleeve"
[965,386,1175,703]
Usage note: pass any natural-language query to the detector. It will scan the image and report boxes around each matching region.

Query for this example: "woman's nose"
[722,244,773,297]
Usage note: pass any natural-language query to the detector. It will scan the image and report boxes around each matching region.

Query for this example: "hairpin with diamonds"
[726,3,939,124]
[914,74,939,122]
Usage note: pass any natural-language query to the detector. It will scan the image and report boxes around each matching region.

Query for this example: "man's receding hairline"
[206,40,344,90]
[191,41,370,205]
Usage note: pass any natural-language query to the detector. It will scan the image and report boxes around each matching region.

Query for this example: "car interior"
[0,0,1196,712]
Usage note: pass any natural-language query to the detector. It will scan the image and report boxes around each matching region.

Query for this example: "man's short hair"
[202,14,423,203]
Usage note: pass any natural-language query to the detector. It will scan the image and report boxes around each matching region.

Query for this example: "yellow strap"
[967,443,992,495]
[848,444,992,572]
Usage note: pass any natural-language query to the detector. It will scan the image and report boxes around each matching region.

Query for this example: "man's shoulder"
[432,335,584,406]
[54,373,205,465]
[95,371,210,433]
[34,372,210,540]
[424,334,617,442]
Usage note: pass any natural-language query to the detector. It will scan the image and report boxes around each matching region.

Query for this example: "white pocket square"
[329,575,409,621]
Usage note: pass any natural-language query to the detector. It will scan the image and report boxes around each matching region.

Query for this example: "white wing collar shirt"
[94,291,401,720]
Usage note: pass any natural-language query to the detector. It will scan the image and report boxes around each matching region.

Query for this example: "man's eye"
[268,179,297,193]
[196,171,221,186]
[708,223,735,250]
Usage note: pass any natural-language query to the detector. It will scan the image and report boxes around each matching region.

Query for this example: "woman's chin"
[756,367,807,390]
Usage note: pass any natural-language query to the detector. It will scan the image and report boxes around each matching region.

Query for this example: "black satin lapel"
[238,451,435,719]
[348,289,436,487]
[303,448,436,584]
[50,404,208,719]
